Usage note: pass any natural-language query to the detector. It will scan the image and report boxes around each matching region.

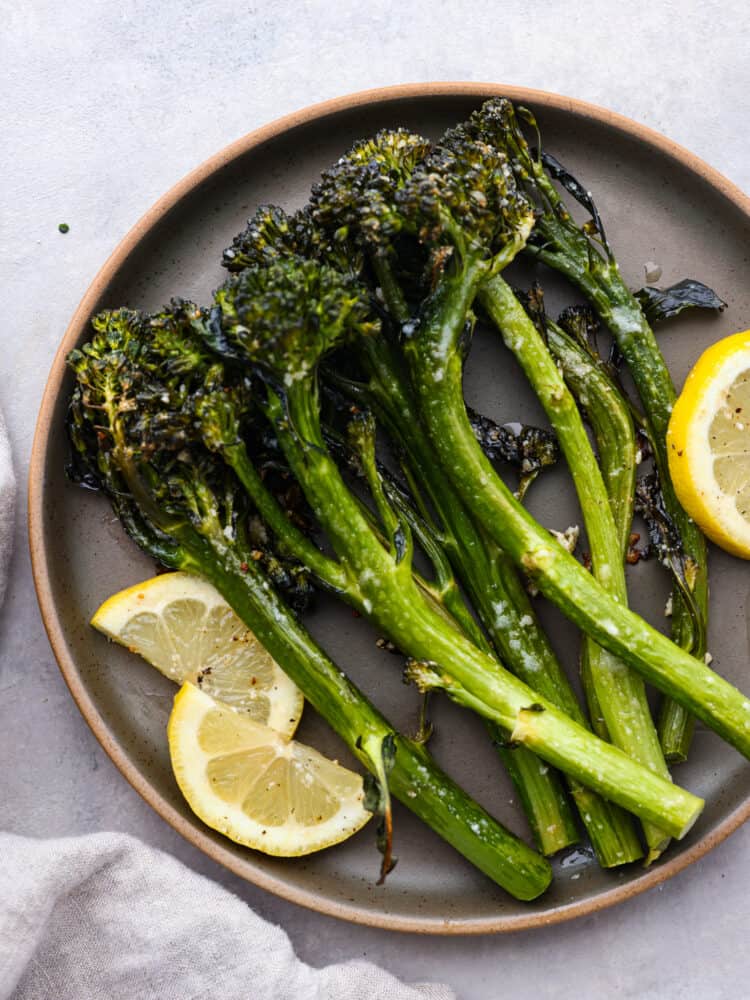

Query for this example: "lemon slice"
[668,330,750,558]
[91,572,304,737]
[169,683,371,855]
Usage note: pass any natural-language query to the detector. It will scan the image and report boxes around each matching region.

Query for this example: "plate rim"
[28,81,750,935]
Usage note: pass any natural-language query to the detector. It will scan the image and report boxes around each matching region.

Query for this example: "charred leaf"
[635,279,726,325]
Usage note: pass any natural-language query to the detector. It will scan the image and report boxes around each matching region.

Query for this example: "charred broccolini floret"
[223,205,316,270]
[66,304,555,899]
[396,130,534,271]
[311,129,431,257]
[309,128,433,317]
[222,204,363,277]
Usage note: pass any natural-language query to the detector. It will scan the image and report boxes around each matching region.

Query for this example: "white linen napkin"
[0,832,453,1000]
[0,413,454,1000]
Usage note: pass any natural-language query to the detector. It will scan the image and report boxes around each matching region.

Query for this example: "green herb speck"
[58,223,70,234]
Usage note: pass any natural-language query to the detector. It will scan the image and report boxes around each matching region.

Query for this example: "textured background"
[3,2,750,997]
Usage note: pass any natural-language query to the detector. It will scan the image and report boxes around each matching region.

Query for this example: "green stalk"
[531,201,708,763]
[71,321,554,902]
[363,262,577,855]
[546,321,636,554]
[356,333,642,865]
[478,541,641,864]
[401,259,750,762]
[498,746,576,852]
[408,657,698,838]
[168,531,553,899]
[381,472,581,856]
[370,259,585,855]
[455,100,704,759]
[548,316,682,861]
[659,609,702,760]
[222,440,351,594]
[259,372,704,837]
[481,276,671,861]
[546,319,630,744]
[355,339,579,856]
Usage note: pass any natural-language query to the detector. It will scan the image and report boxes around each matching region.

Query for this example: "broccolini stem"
[371,255,410,321]
[222,440,353,595]
[546,321,636,555]
[262,362,704,837]
[658,607,701,761]
[372,442,580,856]
[479,542,642,864]
[533,234,709,763]
[480,276,671,861]
[415,662,700,839]
[547,316,678,862]
[356,329,642,864]
[546,318,626,747]
[464,98,705,759]
[396,487,580,855]
[498,745,577,852]
[402,260,750,766]
[71,337,554,897]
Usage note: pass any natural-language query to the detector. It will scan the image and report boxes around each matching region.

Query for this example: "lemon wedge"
[168,683,371,855]
[668,330,750,558]
[91,572,303,737]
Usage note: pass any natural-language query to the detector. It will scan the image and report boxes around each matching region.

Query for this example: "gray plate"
[29,84,750,933]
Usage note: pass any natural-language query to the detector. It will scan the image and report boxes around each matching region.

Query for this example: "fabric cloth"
[0,416,453,999]
[0,832,453,1000]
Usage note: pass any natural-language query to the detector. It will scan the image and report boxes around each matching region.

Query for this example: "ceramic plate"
[29,83,750,933]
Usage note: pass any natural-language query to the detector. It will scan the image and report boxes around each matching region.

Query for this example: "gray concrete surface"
[3,2,750,997]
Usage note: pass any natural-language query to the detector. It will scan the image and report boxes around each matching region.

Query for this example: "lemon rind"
[91,572,304,737]
[169,684,370,857]
[668,333,750,559]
